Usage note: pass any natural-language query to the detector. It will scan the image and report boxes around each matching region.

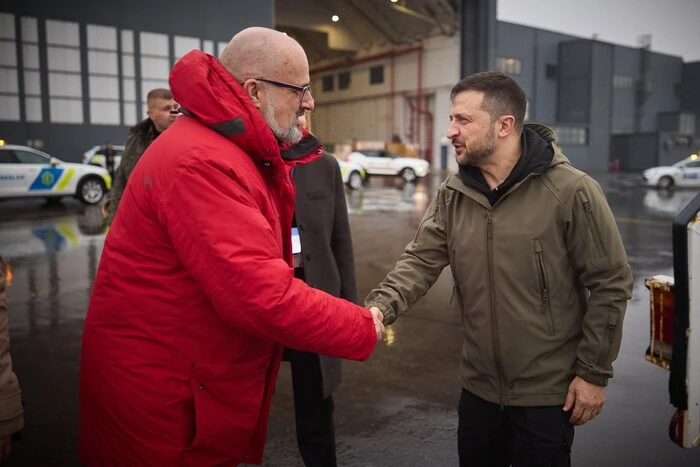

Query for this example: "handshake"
[369,307,385,340]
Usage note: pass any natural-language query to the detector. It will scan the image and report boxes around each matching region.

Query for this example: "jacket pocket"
[575,191,606,261]
[597,315,618,367]
[184,358,269,464]
[533,239,555,336]
[307,190,330,200]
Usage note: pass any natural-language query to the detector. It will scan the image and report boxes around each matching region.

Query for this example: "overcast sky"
[497,0,700,62]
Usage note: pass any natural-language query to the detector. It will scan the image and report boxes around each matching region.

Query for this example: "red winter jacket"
[79,50,377,466]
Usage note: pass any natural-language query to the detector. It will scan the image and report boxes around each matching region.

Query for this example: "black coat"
[294,153,357,398]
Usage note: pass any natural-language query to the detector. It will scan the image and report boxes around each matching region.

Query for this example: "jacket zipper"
[534,240,554,335]
[486,211,506,409]
[578,192,604,258]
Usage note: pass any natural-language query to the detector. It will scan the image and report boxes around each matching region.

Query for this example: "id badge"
[291,227,301,254]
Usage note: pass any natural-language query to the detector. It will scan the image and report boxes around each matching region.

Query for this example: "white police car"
[338,159,366,190]
[82,144,125,168]
[348,149,430,183]
[0,144,111,205]
[643,154,700,189]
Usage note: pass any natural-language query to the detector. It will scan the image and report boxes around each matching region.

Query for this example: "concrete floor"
[0,173,698,466]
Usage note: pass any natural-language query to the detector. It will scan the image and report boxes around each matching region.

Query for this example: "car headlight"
[645,170,657,177]
[416,166,425,173]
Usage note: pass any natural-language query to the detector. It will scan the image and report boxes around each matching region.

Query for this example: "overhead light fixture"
[391,0,398,3]
[332,15,339,22]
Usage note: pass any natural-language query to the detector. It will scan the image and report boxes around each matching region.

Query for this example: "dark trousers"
[458,389,574,467]
[283,348,337,467]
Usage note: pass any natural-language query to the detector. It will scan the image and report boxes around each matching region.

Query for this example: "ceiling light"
[332,15,339,22]
[391,0,398,3]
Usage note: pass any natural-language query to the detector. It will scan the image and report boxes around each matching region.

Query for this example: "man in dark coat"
[283,112,357,467]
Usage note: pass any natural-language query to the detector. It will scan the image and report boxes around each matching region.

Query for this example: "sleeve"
[566,175,634,386]
[107,132,139,224]
[365,187,451,324]
[160,160,377,361]
[330,162,358,304]
[0,259,24,438]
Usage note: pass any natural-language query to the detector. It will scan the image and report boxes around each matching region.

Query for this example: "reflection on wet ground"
[0,173,698,466]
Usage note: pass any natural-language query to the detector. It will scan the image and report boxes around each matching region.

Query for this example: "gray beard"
[264,97,302,144]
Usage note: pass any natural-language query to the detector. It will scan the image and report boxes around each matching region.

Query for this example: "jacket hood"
[169,50,281,165]
[169,50,323,168]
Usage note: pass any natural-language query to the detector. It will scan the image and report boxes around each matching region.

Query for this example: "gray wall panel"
[0,0,273,161]
[589,42,614,170]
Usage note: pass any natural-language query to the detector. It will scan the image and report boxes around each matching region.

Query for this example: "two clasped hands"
[369,307,384,340]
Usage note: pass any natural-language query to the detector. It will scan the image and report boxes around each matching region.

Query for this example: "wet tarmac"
[0,173,698,466]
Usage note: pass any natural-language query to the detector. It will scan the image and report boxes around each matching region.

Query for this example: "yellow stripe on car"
[55,168,75,191]
[101,173,112,190]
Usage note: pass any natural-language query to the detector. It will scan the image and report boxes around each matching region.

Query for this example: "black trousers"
[283,347,337,467]
[458,389,574,467]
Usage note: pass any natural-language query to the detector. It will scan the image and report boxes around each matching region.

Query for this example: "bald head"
[219,27,308,82]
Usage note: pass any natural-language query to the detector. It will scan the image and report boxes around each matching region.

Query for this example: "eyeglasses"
[255,78,311,104]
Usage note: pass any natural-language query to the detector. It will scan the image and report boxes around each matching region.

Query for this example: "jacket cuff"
[0,390,24,438]
[575,365,609,387]
[365,300,395,325]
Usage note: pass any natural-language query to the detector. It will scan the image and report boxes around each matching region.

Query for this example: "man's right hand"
[369,307,385,340]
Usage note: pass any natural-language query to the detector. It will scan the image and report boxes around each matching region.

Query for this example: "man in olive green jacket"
[104,88,178,224]
[366,72,633,467]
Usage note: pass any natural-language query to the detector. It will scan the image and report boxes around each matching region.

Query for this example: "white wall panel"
[0,68,18,93]
[0,13,14,39]
[22,44,39,69]
[120,30,134,53]
[88,50,118,74]
[90,100,120,124]
[121,53,135,77]
[47,46,81,72]
[46,20,79,46]
[87,24,117,50]
[0,41,17,66]
[0,95,20,121]
[123,102,137,126]
[89,76,119,99]
[140,32,168,56]
[21,17,38,43]
[122,78,135,101]
[50,98,83,123]
[49,72,82,98]
[174,35,200,59]
[25,96,42,122]
[23,70,41,95]
[140,56,170,79]
[203,40,214,55]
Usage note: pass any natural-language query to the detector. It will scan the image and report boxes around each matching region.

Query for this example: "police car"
[643,154,700,189]
[0,144,111,205]
[347,149,430,183]
[338,159,366,190]
[82,144,125,168]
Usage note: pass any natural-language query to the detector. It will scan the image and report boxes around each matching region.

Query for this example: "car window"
[14,150,50,164]
[362,150,379,158]
[684,160,700,168]
[0,149,19,164]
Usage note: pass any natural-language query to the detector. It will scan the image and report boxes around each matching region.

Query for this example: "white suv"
[347,149,430,183]
[0,144,111,205]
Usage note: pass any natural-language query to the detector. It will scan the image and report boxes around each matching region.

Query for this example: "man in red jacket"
[79,27,383,467]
